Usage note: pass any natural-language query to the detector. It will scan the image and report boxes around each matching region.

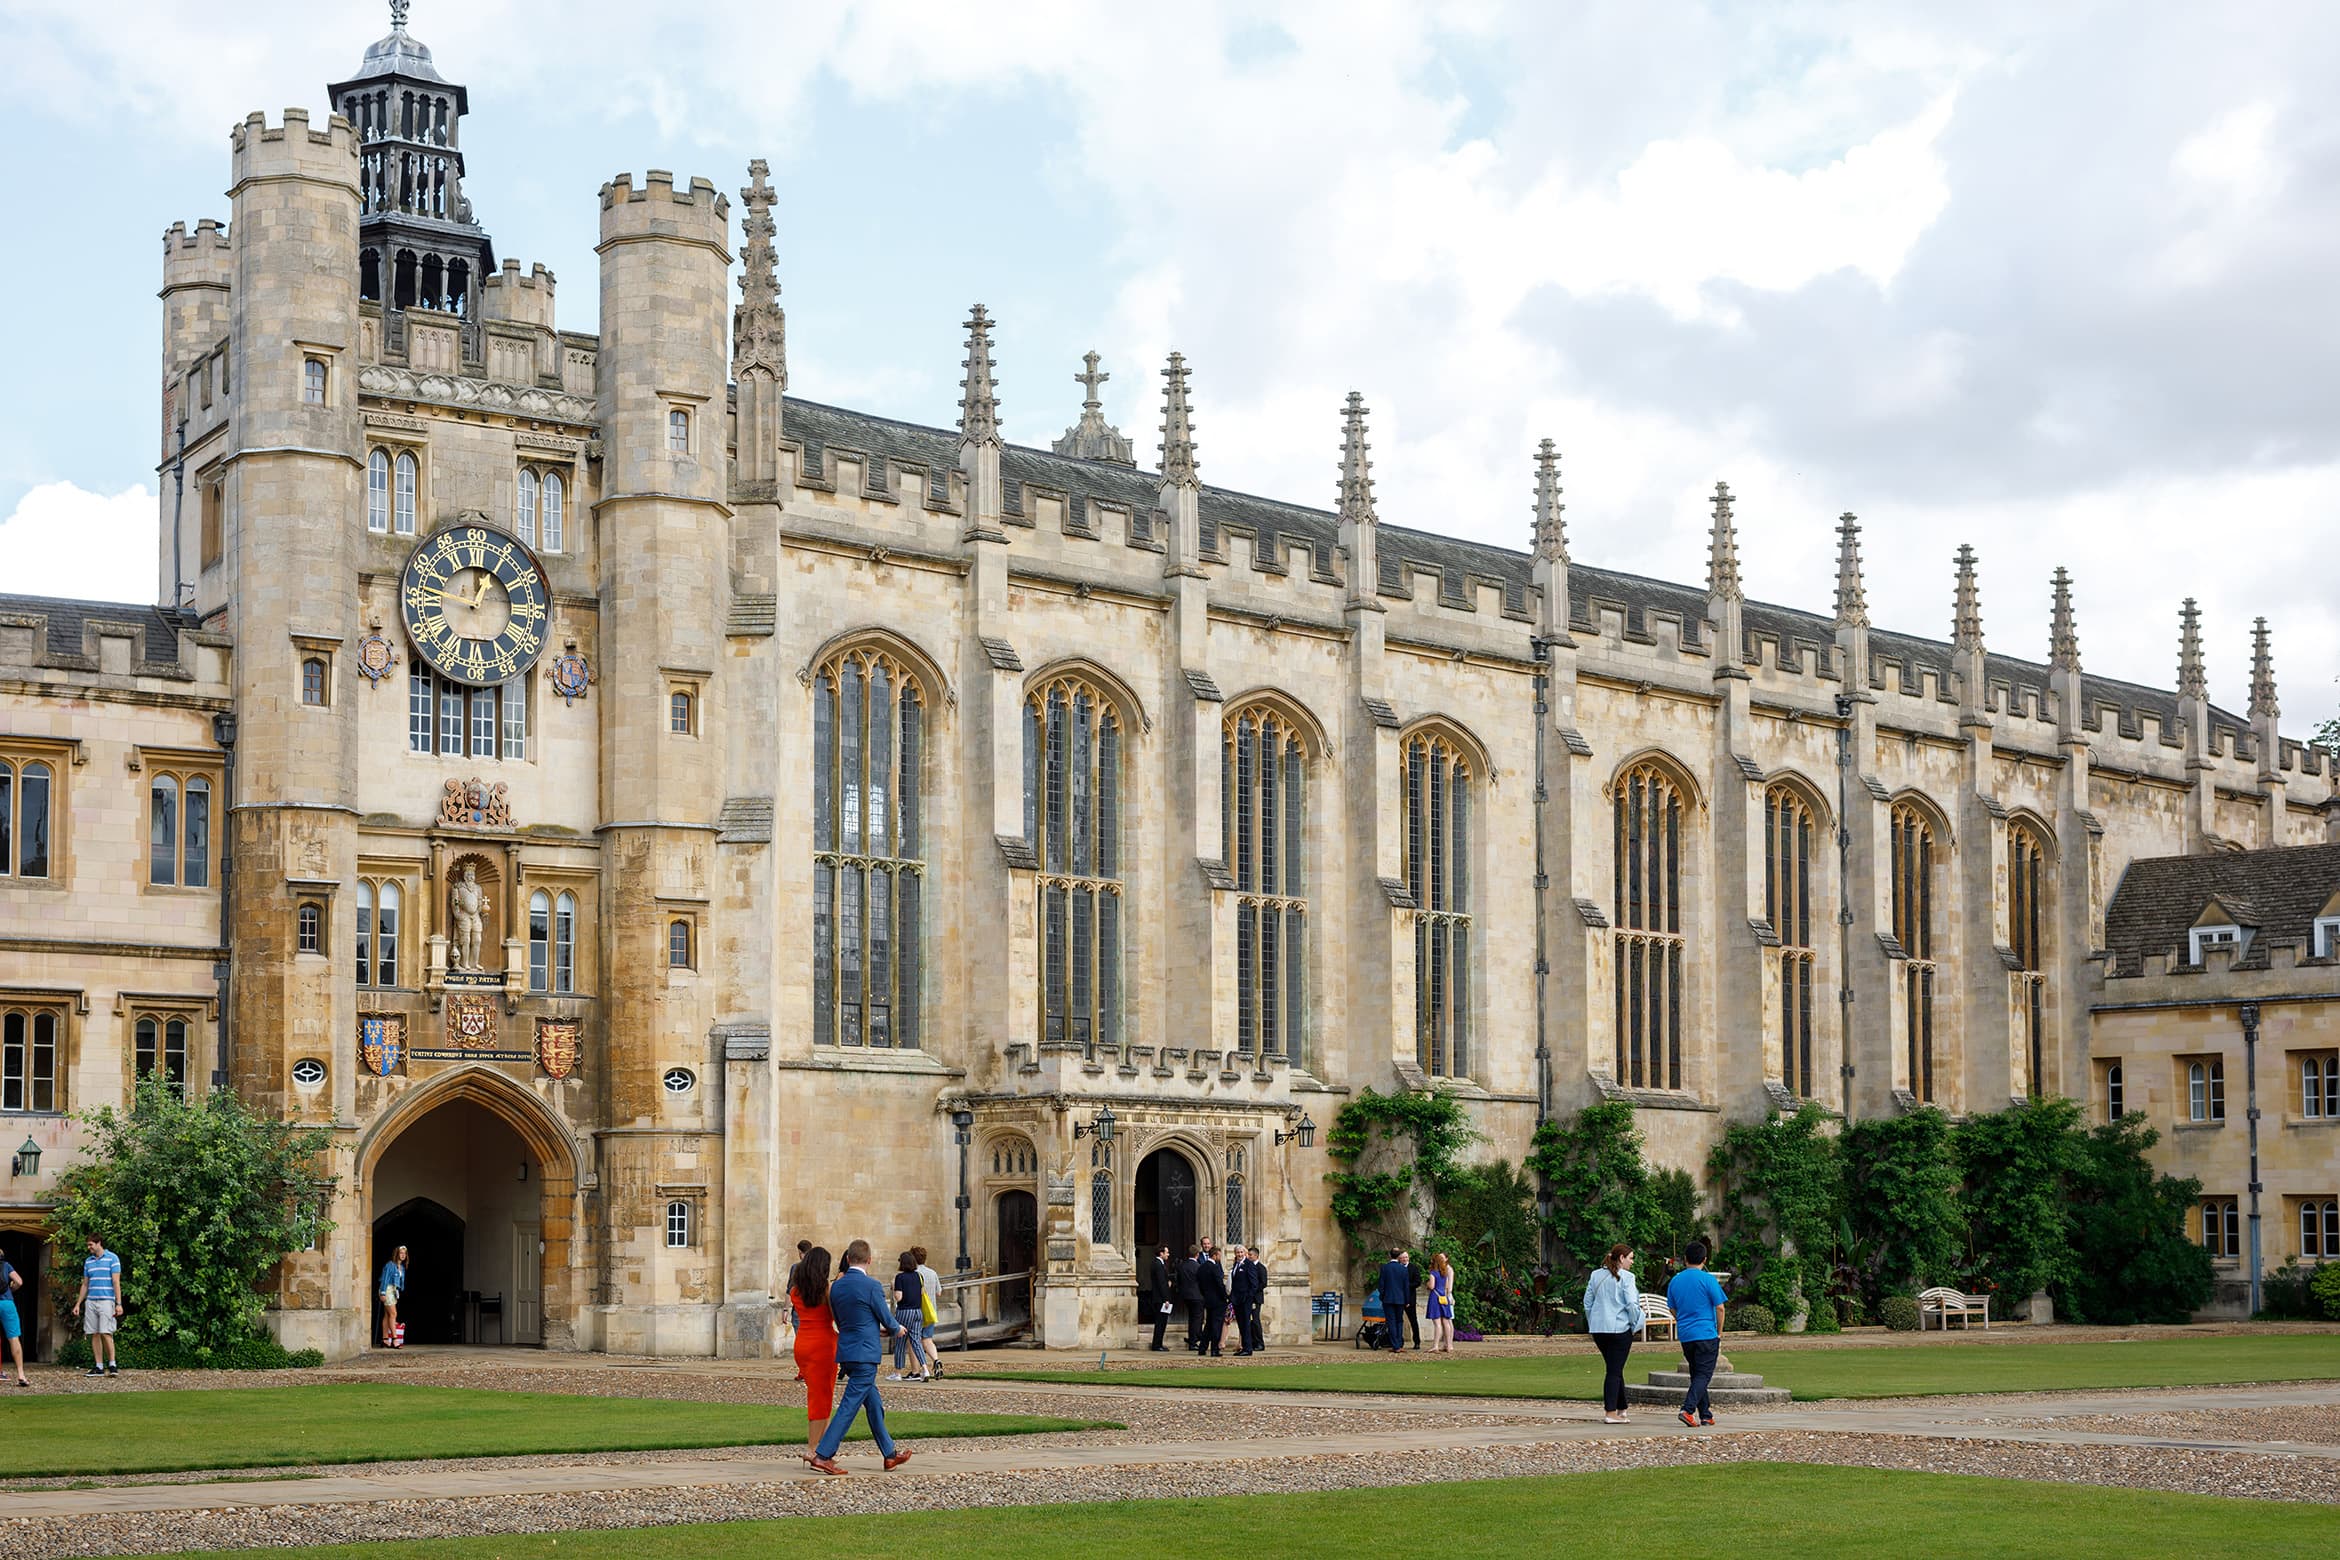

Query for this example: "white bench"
[1917,1286,1991,1330]
[1637,1294,1677,1342]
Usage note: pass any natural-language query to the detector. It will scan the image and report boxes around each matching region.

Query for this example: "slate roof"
[779,397,2252,745]
[2102,841,2340,973]
[0,593,191,672]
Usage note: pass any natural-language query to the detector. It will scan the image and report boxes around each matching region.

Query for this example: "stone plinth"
[1623,1351,1792,1407]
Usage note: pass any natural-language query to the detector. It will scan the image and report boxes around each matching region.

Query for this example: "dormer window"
[2188,924,2246,964]
[2316,916,2340,961]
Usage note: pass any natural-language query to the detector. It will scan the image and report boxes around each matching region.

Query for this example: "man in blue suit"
[1376,1247,1411,1353]
[806,1239,913,1475]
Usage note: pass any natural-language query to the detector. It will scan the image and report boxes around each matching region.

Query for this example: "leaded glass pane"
[184,777,210,887]
[814,862,836,1043]
[840,864,864,1045]
[868,662,894,856]
[379,882,400,988]
[1071,886,1094,1050]
[841,657,864,857]
[529,890,550,991]
[898,693,922,857]
[869,865,893,1048]
[554,893,575,994]
[150,776,178,885]
[897,870,922,1049]
[356,880,373,986]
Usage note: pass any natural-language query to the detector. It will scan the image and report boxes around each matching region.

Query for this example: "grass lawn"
[0,1384,1103,1477]
[154,1465,2336,1558]
[965,1332,2340,1402]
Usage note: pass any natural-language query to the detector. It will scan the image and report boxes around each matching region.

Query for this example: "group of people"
[1583,1238,1729,1426]
[783,1239,939,1476]
[1371,1248,1457,1353]
[1140,1239,1268,1356]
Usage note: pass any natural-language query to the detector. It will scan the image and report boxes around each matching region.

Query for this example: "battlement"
[229,109,359,191]
[481,259,557,329]
[598,170,731,250]
[163,218,232,256]
[161,218,234,293]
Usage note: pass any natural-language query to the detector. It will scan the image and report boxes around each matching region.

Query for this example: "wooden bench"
[1917,1286,1992,1330]
[1637,1294,1677,1342]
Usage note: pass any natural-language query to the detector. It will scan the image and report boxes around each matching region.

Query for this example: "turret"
[158,218,234,602]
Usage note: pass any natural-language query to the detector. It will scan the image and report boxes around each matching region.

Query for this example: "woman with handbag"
[912,1246,944,1379]
[1583,1243,1645,1423]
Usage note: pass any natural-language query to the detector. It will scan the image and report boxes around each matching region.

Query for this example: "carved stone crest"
[535,1018,581,1080]
[445,992,498,1049]
[547,644,596,707]
[438,778,513,829]
[358,1013,406,1077]
[356,626,400,686]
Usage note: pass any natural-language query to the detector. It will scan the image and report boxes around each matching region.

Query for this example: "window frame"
[300,655,331,708]
[131,1009,195,1093]
[355,876,402,990]
[2298,1197,2340,1260]
[303,357,328,405]
[2008,821,2051,1099]
[814,645,930,1050]
[667,407,691,455]
[1764,782,1820,1100]
[668,687,696,736]
[297,900,324,958]
[1223,701,1311,1066]
[367,449,391,534]
[144,767,216,890]
[665,1198,695,1249]
[1890,801,1942,1104]
[1023,671,1127,1059]
[2299,1050,2340,1120]
[393,450,419,537]
[0,748,64,884]
[0,1002,66,1114]
[1407,728,1477,1081]
[2182,1055,2227,1123]
[2199,1196,2240,1260]
[667,917,695,972]
[1611,757,1686,1092]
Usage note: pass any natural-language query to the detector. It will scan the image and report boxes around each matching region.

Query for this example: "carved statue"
[449,863,487,972]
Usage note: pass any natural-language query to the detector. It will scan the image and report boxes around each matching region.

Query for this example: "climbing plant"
[1952,1095,2085,1305]
[1323,1087,1478,1275]
[1527,1102,1696,1286]
[1841,1107,1963,1307]
[1706,1103,1842,1324]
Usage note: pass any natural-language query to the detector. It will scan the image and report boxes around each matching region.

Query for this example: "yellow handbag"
[921,1289,938,1327]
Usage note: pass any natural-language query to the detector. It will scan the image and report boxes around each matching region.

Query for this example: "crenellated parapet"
[597,170,732,253]
[230,108,360,192]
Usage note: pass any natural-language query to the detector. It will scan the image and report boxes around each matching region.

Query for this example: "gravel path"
[9,1430,2338,1557]
[2022,1404,2340,1444]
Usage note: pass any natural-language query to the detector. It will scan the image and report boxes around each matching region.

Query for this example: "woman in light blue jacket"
[1582,1243,1645,1423]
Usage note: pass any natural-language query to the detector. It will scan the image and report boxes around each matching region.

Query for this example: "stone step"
[1622,1381,1792,1407]
[1643,1370,1771,1391]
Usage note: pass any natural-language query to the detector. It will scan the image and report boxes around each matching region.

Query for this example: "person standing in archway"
[0,1254,28,1387]
[378,1244,408,1349]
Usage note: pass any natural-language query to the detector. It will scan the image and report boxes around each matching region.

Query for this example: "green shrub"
[1803,1291,1840,1333]
[2256,1258,2315,1320]
[56,1330,323,1371]
[1879,1294,1921,1331]
[1953,1098,2085,1304]
[1842,1108,1963,1308]
[2310,1262,2340,1322]
[2057,1116,2213,1325]
[1835,1295,1865,1328]
[1429,1158,1540,1334]
[1726,1301,1779,1335]
[1530,1104,1695,1287]
[1707,1104,1841,1322]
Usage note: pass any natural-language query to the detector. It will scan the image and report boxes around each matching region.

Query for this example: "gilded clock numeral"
[493,648,518,678]
[508,627,541,656]
[510,568,541,595]
[511,598,546,626]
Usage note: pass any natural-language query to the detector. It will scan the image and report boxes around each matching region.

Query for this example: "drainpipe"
[168,414,190,612]
[2241,1001,2263,1316]
[1531,637,1554,1267]
[1834,694,1856,1120]
[211,710,237,1090]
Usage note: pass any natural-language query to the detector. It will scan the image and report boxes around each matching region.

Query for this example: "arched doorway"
[994,1190,1037,1320]
[0,1231,44,1362]
[1136,1147,1198,1261]
[361,1075,576,1349]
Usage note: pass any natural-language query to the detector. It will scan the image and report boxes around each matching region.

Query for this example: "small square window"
[297,902,323,955]
[669,688,694,735]
[304,358,328,405]
[301,656,330,707]
[668,918,694,970]
[668,408,690,454]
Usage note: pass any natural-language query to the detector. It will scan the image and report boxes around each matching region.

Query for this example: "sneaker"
[929,1361,944,1378]
[84,1367,104,1378]
[885,1371,905,1381]
[1699,1414,1715,1426]
[1678,1410,1698,1428]
[106,1365,120,1376]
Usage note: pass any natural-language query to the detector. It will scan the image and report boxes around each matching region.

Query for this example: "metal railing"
[935,1268,1038,1352]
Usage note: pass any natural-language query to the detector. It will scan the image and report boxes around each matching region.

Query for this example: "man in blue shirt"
[1664,1240,1728,1426]
[1375,1247,1411,1353]
[73,1235,125,1378]
[806,1239,913,1475]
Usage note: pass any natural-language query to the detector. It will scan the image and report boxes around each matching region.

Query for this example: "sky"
[2,0,2336,731]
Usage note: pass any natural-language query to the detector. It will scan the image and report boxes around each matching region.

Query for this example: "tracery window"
[0,1004,61,1112]
[1891,802,1940,1103]
[1406,731,1472,1078]
[1765,783,1817,1100]
[1223,704,1307,1063]
[1025,672,1123,1056]
[148,772,212,888]
[0,756,54,879]
[1614,760,1685,1090]
[814,644,926,1048]
[2009,822,2050,1099]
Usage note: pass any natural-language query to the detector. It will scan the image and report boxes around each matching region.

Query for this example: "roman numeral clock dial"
[400,526,551,688]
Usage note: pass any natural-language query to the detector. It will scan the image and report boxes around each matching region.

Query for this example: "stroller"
[1353,1290,1389,1349]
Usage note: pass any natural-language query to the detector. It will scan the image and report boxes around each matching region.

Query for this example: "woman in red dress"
[789,1246,838,1458]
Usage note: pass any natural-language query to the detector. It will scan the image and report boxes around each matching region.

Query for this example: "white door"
[513,1221,542,1343]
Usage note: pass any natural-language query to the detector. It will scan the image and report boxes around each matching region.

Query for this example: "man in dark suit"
[806,1239,914,1476]
[1177,1243,1206,1353]
[1229,1243,1266,1356]
[1194,1240,1229,1357]
[1375,1246,1410,1353]
[1401,1249,1424,1351]
[1144,1244,1173,1351]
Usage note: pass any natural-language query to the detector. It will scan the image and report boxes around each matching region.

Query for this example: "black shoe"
[1149,1345,1168,1352]
[84,1367,104,1378]
[1209,1349,1221,1357]
[106,1365,120,1376]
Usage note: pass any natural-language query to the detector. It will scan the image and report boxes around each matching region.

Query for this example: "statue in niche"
[449,863,488,972]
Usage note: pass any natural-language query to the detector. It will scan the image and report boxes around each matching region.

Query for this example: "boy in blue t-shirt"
[1664,1240,1728,1426]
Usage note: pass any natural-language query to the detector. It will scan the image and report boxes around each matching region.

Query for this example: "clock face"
[400,525,551,687]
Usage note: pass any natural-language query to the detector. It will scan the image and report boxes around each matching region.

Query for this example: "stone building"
[0,8,2332,1357]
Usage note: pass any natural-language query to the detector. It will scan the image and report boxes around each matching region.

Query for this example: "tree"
[1706,1103,1842,1322]
[1953,1096,2086,1304]
[2059,1115,2214,1324]
[1842,1107,1963,1302]
[48,1075,336,1362]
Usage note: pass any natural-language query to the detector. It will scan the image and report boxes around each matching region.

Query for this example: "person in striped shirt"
[73,1236,124,1378]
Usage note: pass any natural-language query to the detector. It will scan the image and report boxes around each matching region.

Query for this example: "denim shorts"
[920,1318,935,1340]
[0,1297,18,1341]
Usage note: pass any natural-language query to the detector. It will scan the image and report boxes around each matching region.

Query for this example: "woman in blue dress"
[378,1245,408,1349]
[1423,1251,1456,1353]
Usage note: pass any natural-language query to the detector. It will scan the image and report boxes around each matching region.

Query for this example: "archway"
[994,1190,1037,1321]
[1135,1147,1198,1262]
[360,1075,577,1349]
[373,1197,463,1345]
[0,1230,45,1362]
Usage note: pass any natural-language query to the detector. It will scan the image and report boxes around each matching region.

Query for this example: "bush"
[1879,1294,1921,1332]
[2057,1116,2213,1325]
[1530,1104,1691,1287]
[1954,1098,2085,1304]
[57,1330,323,1371]
[1803,1290,1840,1333]
[2257,1259,2316,1320]
[1842,1108,1963,1308]
[48,1075,336,1362]
[1428,1158,1540,1334]
[1835,1295,1865,1328]
[1726,1301,1779,1335]
[1707,1104,1841,1323]
[2311,1262,2340,1322]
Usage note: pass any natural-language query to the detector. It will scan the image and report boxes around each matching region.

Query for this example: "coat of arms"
[356,629,400,686]
[438,778,514,829]
[547,647,596,707]
[446,992,498,1049]
[358,1014,406,1076]
[536,1018,581,1080]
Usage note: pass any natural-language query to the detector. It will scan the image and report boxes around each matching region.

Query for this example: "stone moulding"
[358,363,596,426]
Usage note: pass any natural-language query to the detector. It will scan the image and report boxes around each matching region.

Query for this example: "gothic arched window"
[1891,802,1941,1103]
[1405,730,1473,1078]
[1764,783,1818,1099]
[1223,703,1308,1064]
[1614,760,1687,1090]
[2010,821,2050,1098]
[393,451,418,536]
[815,644,927,1048]
[1025,672,1124,1056]
[367,449,390,533]
[515,467,538,546]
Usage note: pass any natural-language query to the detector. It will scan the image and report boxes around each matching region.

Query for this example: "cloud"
[0,483,159,602]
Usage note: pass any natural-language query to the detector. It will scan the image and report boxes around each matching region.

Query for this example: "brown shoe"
[883,1448,914,1471]
[805,1456,848,1476]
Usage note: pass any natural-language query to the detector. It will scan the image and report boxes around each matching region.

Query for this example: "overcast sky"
[3,0,2335,730]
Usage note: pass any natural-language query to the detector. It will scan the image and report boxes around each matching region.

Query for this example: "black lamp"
[9,1137,39,1178]
[1275,1111,1316,1148]
[1073,1104,1117,1144]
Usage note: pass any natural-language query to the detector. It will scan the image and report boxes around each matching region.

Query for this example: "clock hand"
[471,575,494,608]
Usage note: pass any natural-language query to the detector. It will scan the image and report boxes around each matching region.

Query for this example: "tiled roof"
[0,593,191,674]
[777,398,2254,747]
[2103,841,2340,973]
